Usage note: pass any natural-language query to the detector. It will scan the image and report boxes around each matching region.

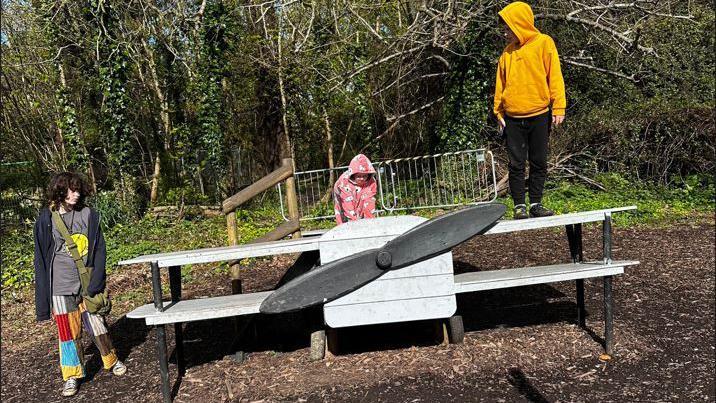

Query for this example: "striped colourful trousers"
[52,295,118,380]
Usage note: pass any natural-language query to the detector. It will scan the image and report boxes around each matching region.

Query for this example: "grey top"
[52,206,90,296]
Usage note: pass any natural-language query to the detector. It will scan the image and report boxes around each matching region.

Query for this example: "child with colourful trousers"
[34,172,127,397]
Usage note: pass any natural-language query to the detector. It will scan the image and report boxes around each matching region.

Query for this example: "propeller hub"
[376,251,392,269]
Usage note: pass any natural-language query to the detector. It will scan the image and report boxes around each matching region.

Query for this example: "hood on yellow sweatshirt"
[498,2,540,46]
[493,2,567,119]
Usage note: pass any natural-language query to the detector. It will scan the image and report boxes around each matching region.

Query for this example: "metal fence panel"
[278,149,497,221]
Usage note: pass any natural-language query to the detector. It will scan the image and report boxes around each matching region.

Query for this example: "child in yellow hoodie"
[494,1,565,219]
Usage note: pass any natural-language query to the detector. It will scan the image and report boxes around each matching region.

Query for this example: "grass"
[500,173,714,226]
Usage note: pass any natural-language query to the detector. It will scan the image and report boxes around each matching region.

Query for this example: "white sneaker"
[62,378,79,397]
[112,360,127,376]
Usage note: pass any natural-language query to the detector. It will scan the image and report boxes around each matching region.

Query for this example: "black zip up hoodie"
[33,207,107,321]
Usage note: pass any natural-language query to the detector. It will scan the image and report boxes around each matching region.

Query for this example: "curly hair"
[47,172,92,210]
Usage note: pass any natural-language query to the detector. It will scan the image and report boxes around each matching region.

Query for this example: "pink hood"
[345,154,376,183]
[333,154,378,225]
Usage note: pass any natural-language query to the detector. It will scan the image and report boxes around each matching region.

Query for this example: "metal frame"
[151,262,186,403]
[566,223,586,327]
[276,149,498,221]
[376,149,497,213]
[133,208,628,402]
[603,212,614,355]
[564,212,615,355]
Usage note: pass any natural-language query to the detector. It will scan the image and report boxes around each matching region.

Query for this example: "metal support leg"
[603,213,612,264]
[574,223,584,262]
[155,325,171,403]
[576,279,586,327]
[602,214,615,354]
[574,224,585,326]
[565,224,584,263]
[168,266,185,377]
[566,224,576,260]
[151,261,164,312]
[151,261,171,402]
[604,275,614,355]
[566,225,586,326]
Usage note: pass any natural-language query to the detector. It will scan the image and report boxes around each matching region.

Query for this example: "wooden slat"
[301,229,328,237]
[127,261,639,326]
[305,207,635,237]
[118,237,320,267]
[251,219,300,243]
[118,206,637,268]
[127,291,272,325]
[453,260,639,294]
[485,206,636,234]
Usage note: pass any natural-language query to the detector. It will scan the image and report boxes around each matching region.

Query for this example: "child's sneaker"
[529,203,554,218]
[62,378,79,397]
[112,360,127,376]
[513,204,529,220]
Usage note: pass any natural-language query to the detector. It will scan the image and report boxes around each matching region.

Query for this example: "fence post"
[282,158,301,239]
[226,212,242,294]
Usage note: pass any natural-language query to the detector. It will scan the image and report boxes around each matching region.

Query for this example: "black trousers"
[504,111,551,205]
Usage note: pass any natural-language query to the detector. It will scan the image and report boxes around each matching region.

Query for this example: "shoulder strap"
[51,210,91,295]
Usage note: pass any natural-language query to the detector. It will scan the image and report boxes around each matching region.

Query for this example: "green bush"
[161,185,211,207]
[92,190,141,228]
[1,229,35,290]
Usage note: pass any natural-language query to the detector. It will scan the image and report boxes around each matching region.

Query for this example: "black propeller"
[259,203,505,314]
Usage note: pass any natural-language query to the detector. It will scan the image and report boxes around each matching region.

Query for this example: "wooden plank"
[118,206,637,268]
[306,206,635,237]
[251,219,300,243]
[302,229,329,237]
[118,237,320,267]
[127,291,272,325]
[485,206,636,234]
[222,163,293,214]
[453,260,639,294]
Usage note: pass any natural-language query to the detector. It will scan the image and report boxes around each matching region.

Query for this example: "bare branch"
[562,58,638,82]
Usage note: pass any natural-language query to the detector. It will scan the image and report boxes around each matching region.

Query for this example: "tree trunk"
[87,161,98,194]
[277,10,300,236]
[150,152,161,204]
[143,39,172,206]
[277,12,292,162]
[323,106,336,185]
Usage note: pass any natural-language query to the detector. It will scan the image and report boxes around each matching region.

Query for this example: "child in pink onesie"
[333,154,377,225]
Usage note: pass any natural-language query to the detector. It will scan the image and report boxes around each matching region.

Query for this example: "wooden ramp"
[119,206,636,268]
[127,291,271,326]
[118,237,321,267]
[454,260,639,293]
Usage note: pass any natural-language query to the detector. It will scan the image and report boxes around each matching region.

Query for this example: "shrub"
[1,229,35,290]
[92,190,140,228]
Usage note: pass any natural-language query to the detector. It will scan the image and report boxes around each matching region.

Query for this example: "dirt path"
[2,217,714,402]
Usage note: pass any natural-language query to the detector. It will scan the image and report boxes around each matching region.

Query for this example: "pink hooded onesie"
[333,154,378,225]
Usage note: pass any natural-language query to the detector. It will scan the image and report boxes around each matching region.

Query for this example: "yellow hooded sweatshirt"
[493,2,566,121]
